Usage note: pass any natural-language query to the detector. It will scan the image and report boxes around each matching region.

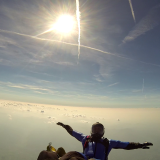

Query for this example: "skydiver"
[37,122,153,160]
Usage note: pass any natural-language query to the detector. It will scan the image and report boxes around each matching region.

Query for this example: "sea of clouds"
[0,99,160,160]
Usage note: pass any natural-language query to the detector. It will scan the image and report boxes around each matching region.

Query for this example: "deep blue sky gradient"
[0,0,160,107]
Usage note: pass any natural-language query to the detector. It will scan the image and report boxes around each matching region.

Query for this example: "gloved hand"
[57,122,73,136]
[57,122,65,127]
[142,142,153,149]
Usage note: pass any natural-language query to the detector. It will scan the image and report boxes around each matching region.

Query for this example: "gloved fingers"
[142,142,153,149]
[143,142,153,146]
[57,122,64,126]
[57,122,63,125]
[147,142,153,146]
[142,146,150,149]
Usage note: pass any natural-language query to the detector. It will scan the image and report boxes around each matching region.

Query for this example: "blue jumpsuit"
[72,130,129,160]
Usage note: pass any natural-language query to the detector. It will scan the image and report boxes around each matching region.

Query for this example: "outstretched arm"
[57,122,73,136]
[57,122,86,142]
[111,140,153,150]
[124,142,153,150]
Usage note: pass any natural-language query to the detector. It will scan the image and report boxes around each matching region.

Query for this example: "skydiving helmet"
[90,122,105,139]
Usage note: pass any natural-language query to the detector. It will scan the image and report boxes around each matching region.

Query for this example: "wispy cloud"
[0,81,56,94]
[132,89,142,93]
[93,75,104,82]
[55,61,74,66]
[0,80,111,102]
[108,82,119,87]
[80,120,89,123]
[1,28,160,70]
[0,34,17,46]
[8,85,26,89]
[8,85,50,92]
[34,91,48,94]
[123,4,160,43]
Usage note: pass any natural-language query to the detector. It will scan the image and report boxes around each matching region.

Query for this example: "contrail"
[76,0,81,59]
[128,0,136,23]
[123,4,160,43]
[0,29,160,68]
[142,78,144,93]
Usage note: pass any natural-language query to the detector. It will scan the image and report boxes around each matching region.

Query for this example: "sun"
[53,14,75,34]
[35,14,76,37]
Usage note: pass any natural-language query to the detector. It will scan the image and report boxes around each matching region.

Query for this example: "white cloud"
[0,81,57,95]
[54,61,74,66]
[93,75,104,82]
[9,85,26,89]
[34,91,48,94]
[80,120,89,123]
[108,82,119,87]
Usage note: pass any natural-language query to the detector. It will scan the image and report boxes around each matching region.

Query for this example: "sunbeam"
[36,28,53,37]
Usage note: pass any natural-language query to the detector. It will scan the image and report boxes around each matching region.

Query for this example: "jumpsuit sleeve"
[72,130,87,142]
[110,139,129,149]
[124,142,143,150]
[63,125,73,136]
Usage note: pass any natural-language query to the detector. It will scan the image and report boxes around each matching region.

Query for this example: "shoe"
[56,147,66,157]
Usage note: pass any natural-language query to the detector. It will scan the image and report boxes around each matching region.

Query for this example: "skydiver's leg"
[37,150,58,160]
[60,151,85,160]
[69,157,85,160]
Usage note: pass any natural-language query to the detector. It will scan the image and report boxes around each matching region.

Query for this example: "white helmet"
[90,122,105,139]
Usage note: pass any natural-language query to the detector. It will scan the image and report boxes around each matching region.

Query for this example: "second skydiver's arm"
[57,122,73,136]
[57,122,86,142]
[124,142,153,150]
[112,140,153,150]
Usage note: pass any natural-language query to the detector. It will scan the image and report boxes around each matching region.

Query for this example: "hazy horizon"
[0,99,160,160]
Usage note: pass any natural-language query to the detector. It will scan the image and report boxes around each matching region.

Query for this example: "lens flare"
[54,15,75,34]
[36,14,75,37]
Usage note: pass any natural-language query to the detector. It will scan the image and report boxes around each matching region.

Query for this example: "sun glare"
[53,15,75,34]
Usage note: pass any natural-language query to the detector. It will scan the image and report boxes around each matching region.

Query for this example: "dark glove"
[142,142,153,149]
[57,122,73,136]
[57,122,65,127]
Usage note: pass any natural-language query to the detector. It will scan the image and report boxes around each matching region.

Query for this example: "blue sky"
[0,0,160,107]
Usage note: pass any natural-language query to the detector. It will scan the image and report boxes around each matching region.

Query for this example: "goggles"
[91,125,104,135]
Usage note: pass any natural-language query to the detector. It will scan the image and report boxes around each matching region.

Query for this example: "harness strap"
[83,136,90,153]
[93,142,97,158]
[83,136,109,160]
[100,138,109,160]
